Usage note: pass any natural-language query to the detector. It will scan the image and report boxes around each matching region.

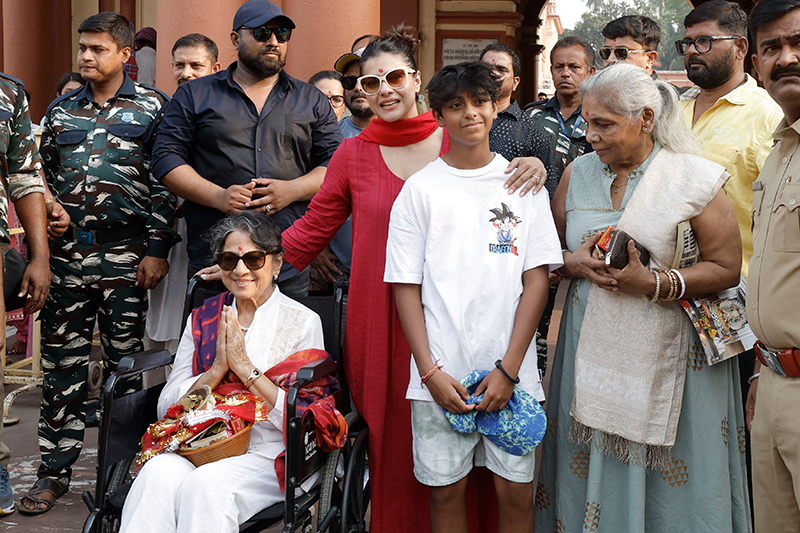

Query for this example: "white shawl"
[570,149,728,468]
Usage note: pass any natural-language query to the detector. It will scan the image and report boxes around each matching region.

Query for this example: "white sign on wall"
[441,38,499,66]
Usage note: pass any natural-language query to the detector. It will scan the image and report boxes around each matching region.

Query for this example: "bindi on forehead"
[238,246,243,251]
[378,68,384,73]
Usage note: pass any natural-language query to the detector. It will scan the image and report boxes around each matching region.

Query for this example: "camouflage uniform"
[38,75,177,482]
[0,73,45,468]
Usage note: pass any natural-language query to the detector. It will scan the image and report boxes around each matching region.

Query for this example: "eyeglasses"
[327,95,345,108]
[356,67,416,95]
[598,47,651,61]
[216,250,269,271]
[244,26,292,43]
[674,35,739,56]
[341,76,358,91]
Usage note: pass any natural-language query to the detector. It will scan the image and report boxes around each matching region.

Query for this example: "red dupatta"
[359,111,439,147]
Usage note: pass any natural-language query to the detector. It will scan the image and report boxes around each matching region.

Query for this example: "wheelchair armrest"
[116,349,174,375]
[285,358,338,420]
[296,357,338,387]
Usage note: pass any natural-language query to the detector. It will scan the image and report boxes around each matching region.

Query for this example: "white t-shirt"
[384,154,563,402]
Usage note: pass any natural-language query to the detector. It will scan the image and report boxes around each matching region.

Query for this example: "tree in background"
[563,0,692,70]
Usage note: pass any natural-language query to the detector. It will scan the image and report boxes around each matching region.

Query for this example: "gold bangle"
[662,269,678,301]
[44,198,56,204]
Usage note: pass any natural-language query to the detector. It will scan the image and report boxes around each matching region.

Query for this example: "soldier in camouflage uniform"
[21,13,178,515]
[0,71,51,516]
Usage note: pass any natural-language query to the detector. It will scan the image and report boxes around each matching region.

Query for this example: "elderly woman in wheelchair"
[119,211,343,533]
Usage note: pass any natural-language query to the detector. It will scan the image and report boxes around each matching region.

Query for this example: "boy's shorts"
[410,399,535,486]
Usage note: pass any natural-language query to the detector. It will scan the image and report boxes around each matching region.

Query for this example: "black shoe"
[85,399,100,428]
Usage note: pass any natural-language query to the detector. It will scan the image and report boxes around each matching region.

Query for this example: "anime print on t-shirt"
[489,203,520,256]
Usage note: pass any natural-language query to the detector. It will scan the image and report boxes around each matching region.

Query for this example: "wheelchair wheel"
[100,456,135,533]
[318,447,343,529]
[340,418,369,533]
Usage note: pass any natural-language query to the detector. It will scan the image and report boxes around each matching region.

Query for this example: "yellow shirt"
[747,118,800,350]
[680,74,782,278]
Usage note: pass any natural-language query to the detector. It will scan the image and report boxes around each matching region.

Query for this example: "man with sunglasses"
[334,35,376,138]
[153,0,342,298]
[601,16,662,78]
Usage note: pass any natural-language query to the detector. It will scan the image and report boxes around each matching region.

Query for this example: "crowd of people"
[0,0,797,531]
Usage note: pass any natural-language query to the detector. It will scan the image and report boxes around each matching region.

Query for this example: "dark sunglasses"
[674,35,739,56]
[598,47,650,61]
[357,67,416,95]
[216,250,269,271]
[246,26,292,43]
[341,76,358,91]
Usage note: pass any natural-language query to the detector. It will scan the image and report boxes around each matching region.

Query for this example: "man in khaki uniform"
[746,0,800,530]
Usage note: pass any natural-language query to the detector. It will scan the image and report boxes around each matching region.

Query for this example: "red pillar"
[3,0,72,120]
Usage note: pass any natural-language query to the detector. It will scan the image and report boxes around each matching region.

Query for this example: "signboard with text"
[441,38,498,66]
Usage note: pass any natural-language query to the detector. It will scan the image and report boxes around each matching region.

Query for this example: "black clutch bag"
[4,247,28,310]
[604,229,651,269]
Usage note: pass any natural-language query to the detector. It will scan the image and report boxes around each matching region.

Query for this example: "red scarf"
[359,111,440,146]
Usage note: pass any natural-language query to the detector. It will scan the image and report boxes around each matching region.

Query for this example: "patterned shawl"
[570,149,727,469]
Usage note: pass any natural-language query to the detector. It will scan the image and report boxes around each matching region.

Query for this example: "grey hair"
[206,211,283,259]
[580,63,700,156]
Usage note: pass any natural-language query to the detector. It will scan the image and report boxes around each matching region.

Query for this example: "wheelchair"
[82,284,370,533]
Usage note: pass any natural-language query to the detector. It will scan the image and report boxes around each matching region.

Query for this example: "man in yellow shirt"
[678,2,782,518]
[678,0,782,280]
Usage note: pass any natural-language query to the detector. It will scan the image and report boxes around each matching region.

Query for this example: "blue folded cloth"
[443,369,546,456]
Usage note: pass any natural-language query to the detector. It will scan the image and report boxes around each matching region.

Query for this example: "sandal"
[19,477,68,516]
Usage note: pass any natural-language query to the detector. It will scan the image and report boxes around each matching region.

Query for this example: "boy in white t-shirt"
[384,61,563,533]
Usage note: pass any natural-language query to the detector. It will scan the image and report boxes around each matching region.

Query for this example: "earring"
[273,274,278,281]
[417,93,425,102]
[643,127,648,132]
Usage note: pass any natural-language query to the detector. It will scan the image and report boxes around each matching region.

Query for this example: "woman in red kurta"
[283,27,540,532]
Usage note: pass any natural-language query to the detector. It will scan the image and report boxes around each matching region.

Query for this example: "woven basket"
[178,423,252,467]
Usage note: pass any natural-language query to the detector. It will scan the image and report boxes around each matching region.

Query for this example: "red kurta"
[283,131,498,532]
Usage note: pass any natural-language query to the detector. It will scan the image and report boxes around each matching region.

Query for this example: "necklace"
[603,165,645,195]
[240,325,249,332]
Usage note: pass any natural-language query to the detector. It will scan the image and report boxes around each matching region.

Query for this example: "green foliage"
[563,0,693,70]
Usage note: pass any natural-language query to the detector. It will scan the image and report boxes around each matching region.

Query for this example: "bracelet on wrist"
[650,269,661,303]
[420,359,443,386]
[672,269,686,300]
[748,372,760,385]
[494,359,520,384]
[44,198,56,204]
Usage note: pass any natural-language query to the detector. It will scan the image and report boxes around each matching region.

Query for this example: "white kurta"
[120,287,324,533]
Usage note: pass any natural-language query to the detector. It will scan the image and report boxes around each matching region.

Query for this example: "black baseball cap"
[233,0,296,31]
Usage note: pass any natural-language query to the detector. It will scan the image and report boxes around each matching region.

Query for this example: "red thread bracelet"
[420,360,443,386]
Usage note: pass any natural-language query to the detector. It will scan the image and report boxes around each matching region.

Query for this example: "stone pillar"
[283,0,380,82]
[3,0,72,120]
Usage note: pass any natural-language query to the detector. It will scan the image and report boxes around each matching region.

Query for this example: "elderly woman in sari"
[120,211,329,533]
[536,64,751,532]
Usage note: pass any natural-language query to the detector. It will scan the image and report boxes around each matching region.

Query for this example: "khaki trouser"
[752,367,800,532]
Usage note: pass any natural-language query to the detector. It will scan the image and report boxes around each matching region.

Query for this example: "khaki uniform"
[747,118,800,532]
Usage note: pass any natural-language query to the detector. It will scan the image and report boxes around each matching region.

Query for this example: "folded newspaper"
[672,221,755,365]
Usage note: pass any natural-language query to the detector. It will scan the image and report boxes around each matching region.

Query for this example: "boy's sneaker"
[0,464,15,515]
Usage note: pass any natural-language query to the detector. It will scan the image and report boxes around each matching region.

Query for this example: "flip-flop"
[19,477,68,516]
